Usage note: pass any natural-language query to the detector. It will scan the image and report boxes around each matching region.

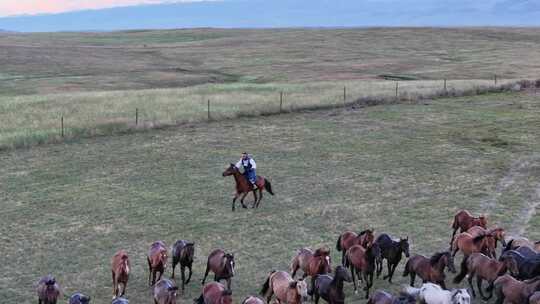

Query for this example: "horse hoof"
[354,290,358,295]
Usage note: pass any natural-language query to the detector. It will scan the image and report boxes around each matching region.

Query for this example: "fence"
[1,76,537,150]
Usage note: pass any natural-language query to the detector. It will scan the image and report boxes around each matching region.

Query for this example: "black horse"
[375,234,410,283]
[499,250,540,280]
[171,240,195,291]
[312,266,352,304]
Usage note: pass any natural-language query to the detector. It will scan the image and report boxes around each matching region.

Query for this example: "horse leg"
[350,266,358,294]
[467,272,475,298]
[147,258,152,286]
[314,290,320,304]
[186,264,193,285]
[256,189,263,208]
[226,277,232,291]
[112,272,117,298]
[478,277,489,300]
[383,260,391,280]
[388,263,397,283]
[251,190,258,208]
[409,272,416,287]
[232,193,239,211]
[121,281,127,297]
[201,263,210,285]
[181,265,186,292]
[240,192,249,209]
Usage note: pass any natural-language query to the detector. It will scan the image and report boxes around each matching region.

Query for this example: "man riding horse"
[235,152,257,188]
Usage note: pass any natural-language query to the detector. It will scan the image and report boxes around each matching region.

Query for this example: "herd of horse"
[36,208,540,304]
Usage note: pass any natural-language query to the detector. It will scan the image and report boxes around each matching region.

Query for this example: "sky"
[0,0,205,17]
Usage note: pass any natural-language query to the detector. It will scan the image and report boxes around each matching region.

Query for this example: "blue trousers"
[244,169,256,184]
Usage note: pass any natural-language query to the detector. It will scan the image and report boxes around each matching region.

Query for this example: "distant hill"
[0,0,540,32]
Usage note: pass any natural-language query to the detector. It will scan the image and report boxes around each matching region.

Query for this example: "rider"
[235,152,257,187]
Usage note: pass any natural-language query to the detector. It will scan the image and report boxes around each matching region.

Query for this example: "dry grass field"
[1,91,540,304]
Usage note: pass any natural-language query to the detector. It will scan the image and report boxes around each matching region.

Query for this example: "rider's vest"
[242,158,253,170]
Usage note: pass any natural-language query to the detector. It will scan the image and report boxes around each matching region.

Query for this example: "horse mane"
[429,251,449,266]
[358,229,372,236]
[473,234,487,244]
[313,247,330,257]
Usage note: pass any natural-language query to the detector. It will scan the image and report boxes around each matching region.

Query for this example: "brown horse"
[171,240,195,291]
[530,292,540,304]
[195,282,233,304]
[450,210,487,245]
[366,290,416,304]
[402,251,456,290]
[493,275,540,304]
[453,252,515,300]
[202,249,235,290]
[222,164,274,211]
[153,279,178,304]
[148,241,168,286]
[345,243,381,299]
[260,270,308,304]
[336,229,375,266]
[112,250,130,298]
[451,233,491,258]
[290,247,332,298]
[467,226,506,258]
[241,296,264,304]
[37,275,61,304]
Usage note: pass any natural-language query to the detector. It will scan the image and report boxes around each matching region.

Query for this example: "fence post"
[61,116,64,137]
[395,81,399,100]
[207,99,211,121]
[280,91,283,113]
[343,86,346,107]
[135,108,138,126]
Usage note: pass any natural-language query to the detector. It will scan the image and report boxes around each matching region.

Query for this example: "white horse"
[406,283,470,304]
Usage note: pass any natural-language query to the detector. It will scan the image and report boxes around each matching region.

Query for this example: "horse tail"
[336,235,342,252]
[402,259,411,277]
[194,293,205,304]
[264,178,274,195]
[453,255,469,283]
[451,214,459,229]
[260,270,275,296]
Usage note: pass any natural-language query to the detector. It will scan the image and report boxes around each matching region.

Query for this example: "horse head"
[430,252,456,273]
[489,227,507,247]
[450,289,471,304]
[334,265,352,283]
[222,164,238,177]
[223,253,235,277]
[477,215,488,228]
[400,237,410,258]
[220,289,233,304]
[44,276,56,286]
[500,254,520,277]
[166,285,179,304]
[289,279,308,302]
[358,229,374,247]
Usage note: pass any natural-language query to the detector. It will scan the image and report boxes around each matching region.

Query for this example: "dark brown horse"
[260,270,308,304]
[367,290,416,304]
[241,296,264,304]
[336,229,375,266]
[195,282,233,304]
[202,249,235,290]
[112,250,130,298]
[450,210,487,245]
[153,279,178,304]
[493,275,540,304]
[37,275,61,304]
[312,265,352,304]
[171,240,195,291]
[222,164,274,211]
[402,251,456,290]
[345,243,381,299]
[453,252,514,300]
[374,234,410,283]
[148,241,168,286]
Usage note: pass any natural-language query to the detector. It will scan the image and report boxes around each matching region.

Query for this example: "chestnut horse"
[37,275,61,304]
[260,270,308,304]
[148,241,168,286]
[451,233,491,258]
[336,229,375,266]
[493,275,540,304]
[241,296,264,304]
[202,249,235,290]
[153,279,179,304]
[402,251,456,290]
[112,250,130,298]
[367,290,416,304]
[466,226,506,258]
[222,164,274,211]
[171,240,195,291]
[312,265,352,304]
[195,282,233,304]
[453,252,515,300]
[345,243,381,299]
[450,210,487,245]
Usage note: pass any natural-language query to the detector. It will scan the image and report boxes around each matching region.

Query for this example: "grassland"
[1,91,540,304]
